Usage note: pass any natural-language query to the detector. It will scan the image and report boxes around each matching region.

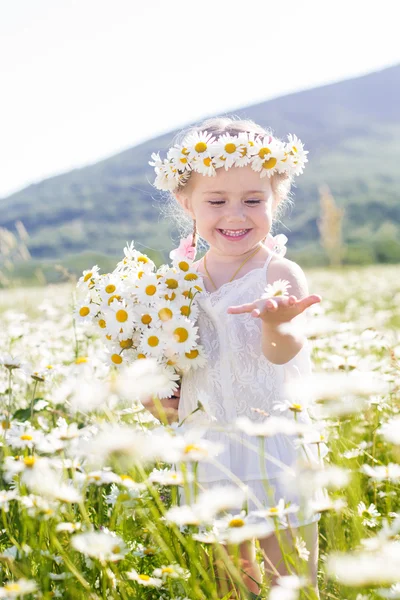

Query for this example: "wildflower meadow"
[0,264,399,600]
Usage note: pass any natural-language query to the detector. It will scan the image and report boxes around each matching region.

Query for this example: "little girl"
[150,116,328,597]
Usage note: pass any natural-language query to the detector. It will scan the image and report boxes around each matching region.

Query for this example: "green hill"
[1,62,400,270]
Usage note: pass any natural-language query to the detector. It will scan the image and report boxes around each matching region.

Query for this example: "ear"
[174,191,195,219]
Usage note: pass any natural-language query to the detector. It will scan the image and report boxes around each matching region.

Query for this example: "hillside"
[1,62,400,268]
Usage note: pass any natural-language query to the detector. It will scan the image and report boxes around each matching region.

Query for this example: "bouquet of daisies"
[75,236,206,398]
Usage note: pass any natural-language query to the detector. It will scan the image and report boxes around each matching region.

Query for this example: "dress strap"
[262,250,275,276]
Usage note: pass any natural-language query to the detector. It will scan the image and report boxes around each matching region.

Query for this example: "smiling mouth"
[217,228,251,238]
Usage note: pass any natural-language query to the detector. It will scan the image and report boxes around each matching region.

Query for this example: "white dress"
[178,251,329,528]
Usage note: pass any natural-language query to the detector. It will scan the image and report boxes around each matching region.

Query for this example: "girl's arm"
[228,259,320,365]
[145,387,180,423]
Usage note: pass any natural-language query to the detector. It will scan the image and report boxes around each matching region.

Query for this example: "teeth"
[221,229,248,237]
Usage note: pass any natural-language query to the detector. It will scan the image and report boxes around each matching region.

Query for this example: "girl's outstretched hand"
[227,294,321,325]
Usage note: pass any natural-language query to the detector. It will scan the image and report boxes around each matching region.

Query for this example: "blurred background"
[1,0,399,287]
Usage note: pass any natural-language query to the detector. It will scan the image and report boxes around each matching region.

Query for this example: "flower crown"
[149,130,308,192]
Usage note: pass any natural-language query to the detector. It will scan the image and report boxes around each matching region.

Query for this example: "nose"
[226,206,246,223]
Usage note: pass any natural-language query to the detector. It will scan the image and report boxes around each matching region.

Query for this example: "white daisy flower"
[0,579,37,598]
[175,344,207,373]
[7,424,43,450]
[326,543,400,586]
[294,536,310,561]
[74,299,98,324]
[361,463,400,482]
[77,265,100,291]
[357,501,381,527]
[236,415,310,437]
[283,133,309,176]
[135,273,163,304]
[234,131,259,167]
[152,564,190,580]
[133,305,159,330]
[163,316,198,355]
[0,490,18,513]
[174,294,200,321]
[148,468,191,486]
[103,301,135,338]
[167,144,192,172]
[192,154,217,177]
[251,136,286,178]
[154,299,180,325]
[126,569,163,588]
[96,274,122,303]
[71,531,128,562]
[139,327,165,359]
[0,354,25,370]
[214,510,274,544]
[184,130,216,162]
[213,133,244,169]
[252,498,299,521]
[261,279,291,299]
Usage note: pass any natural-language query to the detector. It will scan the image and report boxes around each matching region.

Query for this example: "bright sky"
[1,0,399,199]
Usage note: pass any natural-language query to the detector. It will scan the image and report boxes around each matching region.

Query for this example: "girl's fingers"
[227,302,257,314]
[296,294,321,312]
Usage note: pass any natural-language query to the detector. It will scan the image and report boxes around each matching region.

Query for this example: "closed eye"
[208,199,261,206]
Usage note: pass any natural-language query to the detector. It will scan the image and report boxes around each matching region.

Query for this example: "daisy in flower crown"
[149,116,326,594]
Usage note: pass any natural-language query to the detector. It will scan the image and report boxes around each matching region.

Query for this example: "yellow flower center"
[180,306,190,317]
[174,327,189,343]
[79,307,90,317]
[158,308,173,321]
[108,294,121,305]
[139,574,150,581]
[20,434,33,441]
[137,353,146,359]
[185,349,199,359]
[229,518,245,528]
[120,475,133,481]
[145,285,157,296]
[258,147,271,158]
[225,143,237,154]
[162,567,174,573]
[24,456,36,468]
[75,357,87,364]
[262,157,277,170]
[166,278,178,289]
[120,339,133,349]
[98,319,106,328]
[141,314,152,325]
[106,335,112,340]
[83,272,93,282]
[290,404,303,412]
[203,157,212,167]
[194,141,207,153]
[1,420,10,430]
[165,292,176,301]
[116,309,128,323]
[112,354,123,365]
[184,273,198,281]
[138,271,144,279]
[148,336,159,347]
[178,261,189,272]
[184,444,202,454]
[138,256,149,263]
[105,284,116,294]
[4,584,21,592]
[240,146,248,157]
[112,545,121,554]
[269,507,279,513]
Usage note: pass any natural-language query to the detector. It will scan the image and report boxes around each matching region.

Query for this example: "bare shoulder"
[267,254,309,299]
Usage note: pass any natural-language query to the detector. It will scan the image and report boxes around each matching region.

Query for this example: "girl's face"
[176,165,276,256]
